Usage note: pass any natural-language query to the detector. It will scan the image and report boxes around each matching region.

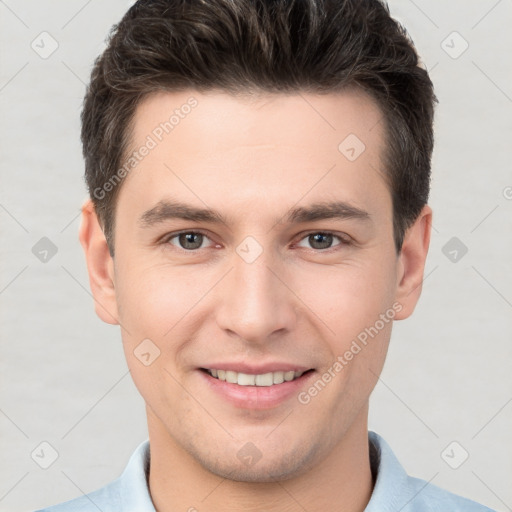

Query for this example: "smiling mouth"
[200,368,315,387]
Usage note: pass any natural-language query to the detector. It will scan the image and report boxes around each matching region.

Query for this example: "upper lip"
[199,362,313,374]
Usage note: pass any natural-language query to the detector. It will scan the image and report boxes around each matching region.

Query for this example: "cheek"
[114,261,213,390]
[297,258,397,339]
[115,268,183,410]
[115,259,202,337]
[298,258,396,400]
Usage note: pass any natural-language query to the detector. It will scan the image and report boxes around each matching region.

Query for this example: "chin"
[191,441,321,483]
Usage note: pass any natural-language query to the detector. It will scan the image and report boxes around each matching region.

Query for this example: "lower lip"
[197,369,316,409]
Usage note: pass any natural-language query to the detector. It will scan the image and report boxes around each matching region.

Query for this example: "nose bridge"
[215,242,296,343]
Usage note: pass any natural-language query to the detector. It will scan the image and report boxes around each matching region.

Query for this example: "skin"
[79,88,432,512]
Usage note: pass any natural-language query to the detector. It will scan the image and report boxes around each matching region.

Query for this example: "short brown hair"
[81,0,437,257]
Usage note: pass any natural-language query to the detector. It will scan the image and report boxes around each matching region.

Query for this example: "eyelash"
[159,230,354,253]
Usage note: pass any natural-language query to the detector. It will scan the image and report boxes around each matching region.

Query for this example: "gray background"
[1,1,511,511]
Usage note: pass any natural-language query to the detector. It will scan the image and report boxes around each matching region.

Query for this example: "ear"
[78,198,119,325]
[394,204,432,320]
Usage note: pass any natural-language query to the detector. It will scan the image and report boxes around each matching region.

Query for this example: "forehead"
[130,87,385,155]
[117,88,390,227]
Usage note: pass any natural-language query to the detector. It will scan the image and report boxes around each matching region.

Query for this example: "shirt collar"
[365,430,410,511]
[116,437,155,511]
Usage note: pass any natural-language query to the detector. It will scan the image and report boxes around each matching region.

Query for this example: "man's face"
[97,89,417,481]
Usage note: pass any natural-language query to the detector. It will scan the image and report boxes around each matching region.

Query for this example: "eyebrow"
[138,198,372,229]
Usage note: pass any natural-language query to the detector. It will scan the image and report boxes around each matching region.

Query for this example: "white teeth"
[206,369,307,386]
[225,370,238,384]
[273,371,284,384]
[284,371,295,381]
[238,373,256,385]
[255,373,273,386]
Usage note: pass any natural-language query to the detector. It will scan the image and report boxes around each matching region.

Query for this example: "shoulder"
[31,479,122,512]
[402,474,496,512]
[367,431,497,512]
[31,439,153,512]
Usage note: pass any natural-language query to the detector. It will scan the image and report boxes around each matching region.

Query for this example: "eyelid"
[292,230,353,250]
[160,229,353,252]
[160,229,217,248]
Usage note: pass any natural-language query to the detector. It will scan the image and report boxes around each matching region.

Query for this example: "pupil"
[311,233,332,249]
[180,233,202,250]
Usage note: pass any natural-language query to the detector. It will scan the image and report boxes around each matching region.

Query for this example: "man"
[34,0,495,510]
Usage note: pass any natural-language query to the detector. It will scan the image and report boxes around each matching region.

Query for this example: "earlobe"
[78,198,120,325]
[394,205,433,320]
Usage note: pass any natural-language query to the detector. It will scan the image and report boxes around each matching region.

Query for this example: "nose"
[214,247,298,345]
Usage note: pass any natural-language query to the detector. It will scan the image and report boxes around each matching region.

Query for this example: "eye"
[295,231,352,251]
[162,230,214,251]
[160,230,352,253]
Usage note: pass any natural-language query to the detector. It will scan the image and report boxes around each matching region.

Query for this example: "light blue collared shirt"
[33,431,496,511]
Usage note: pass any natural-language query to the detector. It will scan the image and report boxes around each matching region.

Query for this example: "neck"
[147,404,374,512]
